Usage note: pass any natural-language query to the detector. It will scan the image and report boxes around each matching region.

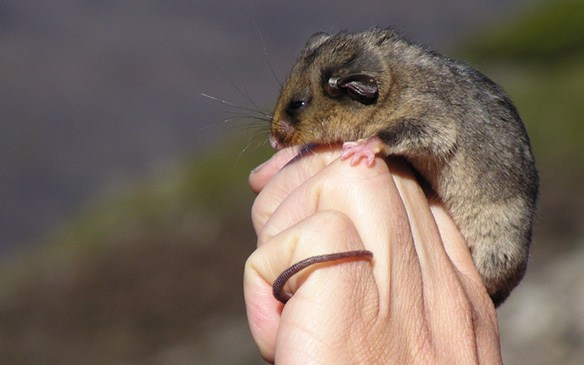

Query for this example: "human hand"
[244,146,502,364]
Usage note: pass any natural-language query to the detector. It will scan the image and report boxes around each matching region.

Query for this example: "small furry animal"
[269,28,539,306]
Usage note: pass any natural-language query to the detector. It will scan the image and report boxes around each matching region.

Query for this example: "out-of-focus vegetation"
[460,1,584,364]
[461,0,584,251]
[462,0,584,167]
[464,0,584,63]
[0,0,582,363]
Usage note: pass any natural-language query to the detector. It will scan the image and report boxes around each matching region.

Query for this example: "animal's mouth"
[269,119,295,150]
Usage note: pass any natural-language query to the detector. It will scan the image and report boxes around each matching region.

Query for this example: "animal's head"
[270,30,393,149]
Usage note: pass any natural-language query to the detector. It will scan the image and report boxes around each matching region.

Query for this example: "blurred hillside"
[460,0,584,363]
[460,0,584,253]
[0,138,271,364]
[1,0,583,364]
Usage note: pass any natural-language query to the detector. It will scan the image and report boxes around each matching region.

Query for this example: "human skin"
[244,145,502,364]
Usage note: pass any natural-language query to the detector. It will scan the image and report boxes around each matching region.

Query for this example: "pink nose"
[269,135,283,150]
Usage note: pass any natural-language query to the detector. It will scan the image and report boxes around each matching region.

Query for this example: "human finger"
[250,146,343,238]
[244,210,377,362]
[430,201,501,362]
[256,156,426,319]
[391,160,500,363]
[248,146,302,194]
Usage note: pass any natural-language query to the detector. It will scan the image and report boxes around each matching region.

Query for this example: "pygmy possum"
[268,28,539,307]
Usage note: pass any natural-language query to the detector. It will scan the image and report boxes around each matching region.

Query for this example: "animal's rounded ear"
[305,32,331,51]
[327,73,379,105]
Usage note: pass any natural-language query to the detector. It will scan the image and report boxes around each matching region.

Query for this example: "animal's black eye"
[286,99,308,115]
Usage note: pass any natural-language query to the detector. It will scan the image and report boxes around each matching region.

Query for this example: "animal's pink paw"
[340,137,383,166]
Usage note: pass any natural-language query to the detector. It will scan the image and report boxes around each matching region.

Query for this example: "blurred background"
[0,0,582,363]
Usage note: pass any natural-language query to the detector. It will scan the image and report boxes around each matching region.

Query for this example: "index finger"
[250,146,342,235]
[249,144,344,194]
[249,146,301,194]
